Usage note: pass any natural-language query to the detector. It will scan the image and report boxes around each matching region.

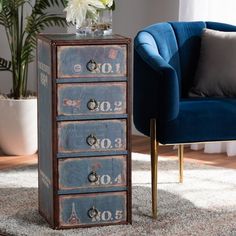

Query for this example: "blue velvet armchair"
[133,21,236,218]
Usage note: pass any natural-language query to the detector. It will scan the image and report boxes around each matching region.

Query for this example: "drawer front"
[58,120,126,154]
[58,156,127,191]
[57,82,126,116]
[59,192,127,227]
[57,45,127,78]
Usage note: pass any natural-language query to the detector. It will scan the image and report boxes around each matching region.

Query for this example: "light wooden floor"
[1,135,236,170]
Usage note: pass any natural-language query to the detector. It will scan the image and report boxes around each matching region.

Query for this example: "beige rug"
[1,153,236,236]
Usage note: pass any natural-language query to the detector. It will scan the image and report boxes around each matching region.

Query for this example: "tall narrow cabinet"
[37,34,132,229]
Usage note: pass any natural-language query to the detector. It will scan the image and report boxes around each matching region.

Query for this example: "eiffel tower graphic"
[67,202,80,225]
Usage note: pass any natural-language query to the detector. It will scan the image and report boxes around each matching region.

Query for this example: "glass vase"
[76,18,94,36]
[76,9,113,37]
[96,9,113,36]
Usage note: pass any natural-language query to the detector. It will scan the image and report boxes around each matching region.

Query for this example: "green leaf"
[34,0,67,12]
[0,0,2,12]
[110,0,115,11]
[0,0,67,98]
[0,58,12,71]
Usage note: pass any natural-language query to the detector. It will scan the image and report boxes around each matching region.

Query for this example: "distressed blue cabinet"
[37,34,132,229]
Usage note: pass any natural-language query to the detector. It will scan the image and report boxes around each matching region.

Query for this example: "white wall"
[0,4,66,94]
[0,1,180,134]
[113,0,179,38]
[0,0,179,94]
[113,0,179,135]
[0,31,12,94]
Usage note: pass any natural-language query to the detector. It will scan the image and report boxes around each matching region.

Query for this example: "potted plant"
[0,0,67,155]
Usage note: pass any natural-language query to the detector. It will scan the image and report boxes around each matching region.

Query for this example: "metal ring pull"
[88,171,98,183]
[86,134,97,146]
[86,59,98,72]
[87,99,98,111]
[88,206,99,218]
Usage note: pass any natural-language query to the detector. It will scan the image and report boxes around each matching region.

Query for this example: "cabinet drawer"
[59,192,127,227]
[58,120,126,154]
[57,82,126,117]
[57,45,127,78]
[58,156,126,192]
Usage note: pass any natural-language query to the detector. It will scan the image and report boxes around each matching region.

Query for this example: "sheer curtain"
[179,0,236,156]
[179,0,236,24]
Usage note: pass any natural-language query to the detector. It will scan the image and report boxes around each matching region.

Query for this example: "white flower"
[100,0,113,7]
[64,0,105,27]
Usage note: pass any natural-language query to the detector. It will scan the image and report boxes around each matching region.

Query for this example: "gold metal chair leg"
[178,144,184,183]
[150,119,158,219]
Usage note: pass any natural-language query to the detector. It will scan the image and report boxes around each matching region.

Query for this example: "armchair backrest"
[141,21,236,97]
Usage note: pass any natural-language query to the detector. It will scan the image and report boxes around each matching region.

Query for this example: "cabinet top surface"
[38,34,131,44]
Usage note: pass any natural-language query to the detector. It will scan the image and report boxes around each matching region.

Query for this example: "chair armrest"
[135,42,175,73]
[134,32,180,123]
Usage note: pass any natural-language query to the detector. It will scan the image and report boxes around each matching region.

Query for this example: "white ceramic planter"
[0,98,37,155]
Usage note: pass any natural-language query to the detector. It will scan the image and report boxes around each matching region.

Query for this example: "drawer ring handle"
[88,171,98,183]
[86,59,98,72]
[86,134,97,146]
[87,99,98,111]
[88,207,99,218]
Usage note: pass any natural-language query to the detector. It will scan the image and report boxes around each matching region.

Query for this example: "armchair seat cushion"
[158,98,236,144]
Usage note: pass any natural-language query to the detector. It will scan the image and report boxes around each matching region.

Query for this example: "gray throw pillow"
[189,28,236,97]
